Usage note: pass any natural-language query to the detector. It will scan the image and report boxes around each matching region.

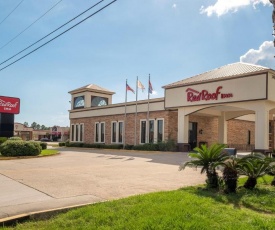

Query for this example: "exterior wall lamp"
[199,129,203,134]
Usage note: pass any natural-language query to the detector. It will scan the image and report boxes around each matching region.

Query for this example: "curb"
[0,202,97,227]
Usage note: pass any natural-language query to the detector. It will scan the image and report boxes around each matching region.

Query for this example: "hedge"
[0,137,7,145]
[63,140,176,152]
[39,142,47,150]
[0,140,42,157]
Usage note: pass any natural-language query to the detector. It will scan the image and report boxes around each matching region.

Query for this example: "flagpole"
[146,74,150,143]
[135,76,138,146]
[124,79,128,149]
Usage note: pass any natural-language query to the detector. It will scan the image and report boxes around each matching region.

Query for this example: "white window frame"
[95,122,105,143]
[139,118,164,144]
[111,121,124,144]
[70,123,84,142]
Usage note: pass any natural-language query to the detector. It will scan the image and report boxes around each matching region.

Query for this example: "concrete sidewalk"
[0,149,206,221]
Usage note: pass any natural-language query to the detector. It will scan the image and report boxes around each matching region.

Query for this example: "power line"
[0,0,25,26]
[0,0,118,72]
[0,0,63,50]
[0,0,105,67]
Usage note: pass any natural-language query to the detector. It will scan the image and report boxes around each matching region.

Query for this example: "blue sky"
[0,0,274,127]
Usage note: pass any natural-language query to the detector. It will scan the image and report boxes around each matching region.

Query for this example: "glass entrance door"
[189,122,198,150]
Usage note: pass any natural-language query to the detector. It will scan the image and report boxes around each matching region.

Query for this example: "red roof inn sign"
[186,86,233,102]
[0,96,20,114]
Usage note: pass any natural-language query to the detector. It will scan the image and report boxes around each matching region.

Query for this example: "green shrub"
[66,142,84,147]
[0,137,7,144]
[39,142,47,150]
[133,143,158,151]
[8,137,23,141]
[158,140,177,152]
[102,144,123,149]
[0,140,42,157]
[65,140,70,147]
[124,144,134,150]
[82,143,103,148]
[59,142,66,147]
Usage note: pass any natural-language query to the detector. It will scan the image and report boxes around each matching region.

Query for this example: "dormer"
[68,84,115,110]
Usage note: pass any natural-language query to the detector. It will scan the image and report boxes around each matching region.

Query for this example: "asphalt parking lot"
[0,148,206,220]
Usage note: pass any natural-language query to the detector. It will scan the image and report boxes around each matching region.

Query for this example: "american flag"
[149,80,153,94]
[126,83,135,94]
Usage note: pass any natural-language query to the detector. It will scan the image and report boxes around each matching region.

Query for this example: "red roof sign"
[0,96,20,114]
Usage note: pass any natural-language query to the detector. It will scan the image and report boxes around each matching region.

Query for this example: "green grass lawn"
[3,176,275,229]
[0,149,58,159]
[39,149,58,156]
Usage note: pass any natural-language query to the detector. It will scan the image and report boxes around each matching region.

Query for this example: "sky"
[0,0,274,127]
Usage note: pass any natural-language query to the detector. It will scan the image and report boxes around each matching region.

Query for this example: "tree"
[23,122,29,127]
[214,157,240,193]
[31,122,37,130]
[179,144,227,189]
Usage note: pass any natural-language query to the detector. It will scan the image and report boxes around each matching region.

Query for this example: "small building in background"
[14,123,34,140]
[14,123,69,141]
[50,126,70,142]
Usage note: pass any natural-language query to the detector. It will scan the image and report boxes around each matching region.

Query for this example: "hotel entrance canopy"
[163,62,275,150]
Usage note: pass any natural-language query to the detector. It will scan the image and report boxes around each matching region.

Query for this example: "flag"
[149,80,153,94]
[137,80,145,92]
[126,83,135,94]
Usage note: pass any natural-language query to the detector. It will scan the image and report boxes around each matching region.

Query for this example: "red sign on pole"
[0,96,20,114]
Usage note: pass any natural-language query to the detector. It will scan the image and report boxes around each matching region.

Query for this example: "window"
[73,96,85,109]
[71,123,84,142]
[247,130,251,145]
[112,122,117,143]
[101,123,105,143]
[141,121,146,144]
[91,96,108,107]
[149,120,154,143]
[95,122,105,143]
[140,119,164,144]
[118,122,123,143]
[76,125,79,142]
[95,123,99,142]
[80,124,83,142]
[71,124,74,141]
[111,121,124,143]
[157,120,163,142]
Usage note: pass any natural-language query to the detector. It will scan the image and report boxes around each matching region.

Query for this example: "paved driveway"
[0,149,206,220]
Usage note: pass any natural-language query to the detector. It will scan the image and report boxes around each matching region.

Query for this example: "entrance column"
[218,112,227,144]
[255,107,269,149]
[178,108,189,152]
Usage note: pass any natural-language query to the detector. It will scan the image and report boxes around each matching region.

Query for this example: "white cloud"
[200,0,271,17]
[240,41,275,68]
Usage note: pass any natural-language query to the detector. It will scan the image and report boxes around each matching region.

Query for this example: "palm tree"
[238,153,275,190]
[214,157,240,193]
[179,144,228,189]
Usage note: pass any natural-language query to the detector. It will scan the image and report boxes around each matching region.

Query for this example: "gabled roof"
[163,62,272,89]
[68,84,115,95]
